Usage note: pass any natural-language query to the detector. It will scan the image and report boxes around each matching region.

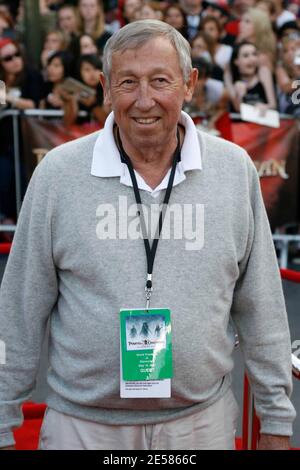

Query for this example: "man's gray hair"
[102,20,192,85]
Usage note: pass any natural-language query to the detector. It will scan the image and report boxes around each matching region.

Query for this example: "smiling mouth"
[133,117,160,125]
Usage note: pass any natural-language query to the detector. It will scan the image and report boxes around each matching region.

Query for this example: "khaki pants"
[38,387,239,450]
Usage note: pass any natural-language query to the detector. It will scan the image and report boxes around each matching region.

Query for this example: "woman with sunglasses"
[0,38,44,109]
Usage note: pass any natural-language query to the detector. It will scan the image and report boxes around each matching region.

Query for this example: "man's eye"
[120,79,135,86]
[155,78,167,83]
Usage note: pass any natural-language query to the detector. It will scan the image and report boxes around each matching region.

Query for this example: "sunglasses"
[0,51,21,63]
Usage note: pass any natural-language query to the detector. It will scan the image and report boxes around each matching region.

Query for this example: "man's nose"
[135,83,155,111]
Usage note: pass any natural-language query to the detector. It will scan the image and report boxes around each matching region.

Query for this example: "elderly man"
[0,20,296,450]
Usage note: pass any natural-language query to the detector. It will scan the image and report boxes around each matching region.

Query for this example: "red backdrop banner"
[231,119,299,229]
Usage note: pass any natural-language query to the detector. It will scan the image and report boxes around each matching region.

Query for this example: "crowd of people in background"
[0,0,300,229]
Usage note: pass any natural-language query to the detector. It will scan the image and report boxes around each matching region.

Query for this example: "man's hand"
[258,434,290,450]
[1,446,16,450]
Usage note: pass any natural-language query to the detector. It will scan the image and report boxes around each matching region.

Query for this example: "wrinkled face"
[239,13,255,40]
[47,56,64,83]
[0,43,23,75]
[58,7,78,33]
[79,0,100,21]
[80,61,100,87]
[80,35,98,55]
[101,37,197,152]
[203,20,220,42]
[235,43,258,76]
[44,33,62,52]
[164,7,184,30]
[191,36,208,58]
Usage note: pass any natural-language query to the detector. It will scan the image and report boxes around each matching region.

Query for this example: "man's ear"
[99,72,112,106]
[184,68,199,103]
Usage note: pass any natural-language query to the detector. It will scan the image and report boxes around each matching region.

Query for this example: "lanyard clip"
[145,274,153,310]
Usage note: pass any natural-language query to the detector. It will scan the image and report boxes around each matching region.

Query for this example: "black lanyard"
[116,127,181,309]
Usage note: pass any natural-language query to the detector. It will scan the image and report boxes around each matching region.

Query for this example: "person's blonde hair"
[247,7,276,63]
[78,0,105,39]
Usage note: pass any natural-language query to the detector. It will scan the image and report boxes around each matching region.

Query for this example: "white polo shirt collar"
[91,110,202,198]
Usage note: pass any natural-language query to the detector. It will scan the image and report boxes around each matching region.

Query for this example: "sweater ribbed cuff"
[260,420,293,437]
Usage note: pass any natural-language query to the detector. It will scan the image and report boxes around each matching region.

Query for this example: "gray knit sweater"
[0,129,296,447]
